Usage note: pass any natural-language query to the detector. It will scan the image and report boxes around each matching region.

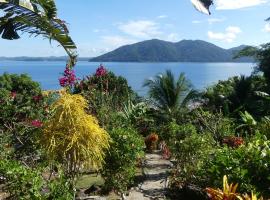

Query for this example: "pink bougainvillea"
[95,64,107,77]
[59,65,77,87]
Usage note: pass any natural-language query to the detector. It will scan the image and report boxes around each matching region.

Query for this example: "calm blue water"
[0,61,254,95]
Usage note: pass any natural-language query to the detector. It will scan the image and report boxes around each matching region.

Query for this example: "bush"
[169,131,215,187]
[75,66,136,114]
[0,73,50,163]
[102,127,144,193]
[0,159,74,199]
[42,93,110,176]
[192,109,236,143]
[196,135,270,197]
[0,159,44,199]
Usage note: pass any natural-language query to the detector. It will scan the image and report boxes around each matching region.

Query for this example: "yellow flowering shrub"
[42,93,110,174]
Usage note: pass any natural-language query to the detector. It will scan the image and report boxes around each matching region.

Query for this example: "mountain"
[90,39,253,62]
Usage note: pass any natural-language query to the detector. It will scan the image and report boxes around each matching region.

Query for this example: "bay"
[0,61,254,95]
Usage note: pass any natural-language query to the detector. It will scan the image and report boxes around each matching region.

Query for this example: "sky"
[1,0,270,57]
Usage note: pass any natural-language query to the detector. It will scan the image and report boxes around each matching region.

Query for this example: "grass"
[75,173,104,189]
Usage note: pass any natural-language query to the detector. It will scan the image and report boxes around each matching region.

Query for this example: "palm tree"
[143,70,197,118]
[0,0,77,65]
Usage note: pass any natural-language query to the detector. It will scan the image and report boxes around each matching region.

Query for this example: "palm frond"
[144,70,195,115]
[191,0,213,15]
[0,0,77,60]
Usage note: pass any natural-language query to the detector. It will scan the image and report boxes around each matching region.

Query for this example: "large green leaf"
[0,0,77,61]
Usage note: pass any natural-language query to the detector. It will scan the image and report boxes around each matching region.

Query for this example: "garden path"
[127,151,173,200]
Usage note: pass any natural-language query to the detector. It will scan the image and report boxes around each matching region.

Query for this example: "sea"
[0,61,254,95]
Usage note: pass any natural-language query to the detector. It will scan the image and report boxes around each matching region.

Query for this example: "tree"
[143,70,197,118]
[0,0,77,65]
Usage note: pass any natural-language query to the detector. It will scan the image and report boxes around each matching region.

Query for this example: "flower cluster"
[59,65,77,87]
[31,120,43,128]
[95,64,107,77]
[147,133,159,142]
[223,136,244,148]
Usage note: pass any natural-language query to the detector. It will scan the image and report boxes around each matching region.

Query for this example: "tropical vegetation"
[1,0,270,199]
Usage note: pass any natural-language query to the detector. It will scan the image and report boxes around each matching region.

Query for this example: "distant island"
[0,56,91,61]
[90,39,253,63]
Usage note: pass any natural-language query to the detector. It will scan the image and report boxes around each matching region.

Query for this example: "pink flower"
[59,66,78,87]
[95,64,107,77]
[31,120,43,128]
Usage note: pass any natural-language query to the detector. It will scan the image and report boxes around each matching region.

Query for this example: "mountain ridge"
[90,39,253,63]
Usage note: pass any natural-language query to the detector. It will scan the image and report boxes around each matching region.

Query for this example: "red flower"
[33,95,42,102]
[223,136,244,148]
[10,92,16,99]
[31,120,43,128]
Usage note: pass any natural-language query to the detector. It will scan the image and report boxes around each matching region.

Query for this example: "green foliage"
[256,117,270,139]
[0,0,77,61]
[143,70,198,119]
[120,101,155,136]
[169,131,215,187]
[0,159,74,199]
[237,111,257,135]
[75,70,136,114]
[193,109,236,142]
[203,75,268,118]
[0,159,44,200]
[196,135,270,196]
[102,127,144,193]
[0,73,49,163]
[46,170,74,200]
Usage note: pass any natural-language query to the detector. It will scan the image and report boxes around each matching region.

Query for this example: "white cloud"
[157,15,168,19]
[118,20,162,38]
[166,33,180,42]
[263,23,270,32]
[208,18,225,24]
[208,26,242,43]
[101,36,137,48]
[215,0,267,10]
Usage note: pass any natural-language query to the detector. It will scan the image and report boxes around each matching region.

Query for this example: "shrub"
[169,131,215,187]
[193,109,236,143]
[102,127,144,193]
[42,92,110,176]
[196,135,270,196]
[0,159,74,199]
[0,73,50,163]
[75,65,136,113]
[0,159,44,199]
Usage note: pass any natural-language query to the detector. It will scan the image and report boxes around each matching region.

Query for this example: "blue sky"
[1,0,270,57]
